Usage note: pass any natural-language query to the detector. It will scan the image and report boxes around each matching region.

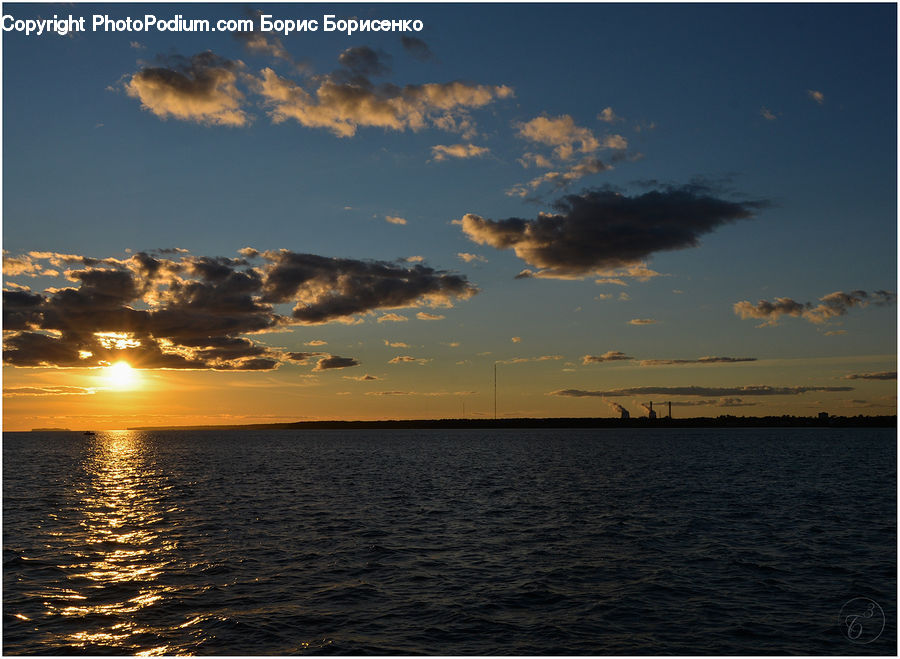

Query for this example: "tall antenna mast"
[493,363,497,419]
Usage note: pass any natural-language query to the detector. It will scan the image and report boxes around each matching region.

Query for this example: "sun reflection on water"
[43,431,185,654]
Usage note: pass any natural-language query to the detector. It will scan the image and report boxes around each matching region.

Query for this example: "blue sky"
[2,3,896,428]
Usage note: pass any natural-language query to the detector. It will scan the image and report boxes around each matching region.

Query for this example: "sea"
[3,428,896,655]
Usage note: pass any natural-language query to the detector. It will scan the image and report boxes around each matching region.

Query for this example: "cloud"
[669,398,757,408]
[431,143,490,161]
[344,373,379,381]
[337,46,392,77]
[257,63,513,138]
[457,252,488,264]
[843,371,897,381]
[130,41,146,50]
[498,355,562,364]
[416,312,445,320]
[511,336,522,343]
[233,10,307,72]
[4,386,96,397]
[760,107,777,120]
[377,313,408,323]
[261,250,477,323]
[640,356,756,366]
[314,355,359,370]
[506,157,610,196]
[304,339,327,346]
[385,215,407,225]
[734,290,895,326]
[384,340,410,348]
[3,248,476,371]
[551,385,854,398]
[628,318,658,325]
[366,389,475,397]
[125,52,249,126]
[583,351,632,364]
[517,115,624,160]
[807,89,825,104]
[825,330,847,336]
[388,355,430,365]
[400,36,434,61]
[460,184,763,279]
[597,107,621,123]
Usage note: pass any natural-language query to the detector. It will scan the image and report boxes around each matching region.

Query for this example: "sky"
[2,2,897,430]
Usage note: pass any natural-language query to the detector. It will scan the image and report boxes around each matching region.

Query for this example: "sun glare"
[105,362,138,389]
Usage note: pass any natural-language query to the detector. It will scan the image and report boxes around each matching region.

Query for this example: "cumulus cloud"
[552,385,853,398]
[511,336,522,343]
[734,290,895,326]
[457,252,488,264]
[125,52,249,126]
[516,115,624,160]
[344,373,379,381]
[314,355,359,370]
[843,371,897,381]
[460,184,763,279]
[125,45,512,137]
[583,351,632,364]
[628,318,658,325]
[640,356,756,366]
[378,313,408,323]
[385,215,407,225]
[384,340,410,348]
[304,339,327,346]
[257,64,513,138]
[3,248,476,371]
[509,115,628,195]
[431,143,490,161]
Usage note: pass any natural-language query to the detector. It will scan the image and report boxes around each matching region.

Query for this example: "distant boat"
[83,431,96,436]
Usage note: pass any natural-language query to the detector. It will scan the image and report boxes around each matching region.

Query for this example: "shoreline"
[112,415,898,432]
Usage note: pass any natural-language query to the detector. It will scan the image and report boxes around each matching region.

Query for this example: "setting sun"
[104,362,138,389]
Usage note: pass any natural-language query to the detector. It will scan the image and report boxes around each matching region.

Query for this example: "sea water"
[3,428,896,654]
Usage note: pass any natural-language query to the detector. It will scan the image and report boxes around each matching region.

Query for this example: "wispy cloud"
[583,351,632,364]
[431,144,490,161]
[385,215,407,225]
[388,355,430,365]
[4,386,97,396]
[628,318,658,325]
[457,252,488,264]
[843,371,896,381]
[552,385,853,397]
[639,356,756,366]
[734,290,895,326]
[807,89,825,104]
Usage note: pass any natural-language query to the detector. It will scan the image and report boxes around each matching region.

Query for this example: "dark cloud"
[552,385,853,397]
[460,184,764,278]
[843,371,897,381]
[260,250,476,323]
[640,356,756,366]
[125,51,248,126]
[337,46,391,77]
[734,290,896,326]
[3,249,475,371]
[669,398,758,407]
[401,36,434,61]
[314,355,360,371]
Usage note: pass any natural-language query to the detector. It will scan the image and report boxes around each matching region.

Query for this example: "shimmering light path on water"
[3,429,896,654]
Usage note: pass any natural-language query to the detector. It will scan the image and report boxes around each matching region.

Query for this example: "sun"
[104,361,139,389]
